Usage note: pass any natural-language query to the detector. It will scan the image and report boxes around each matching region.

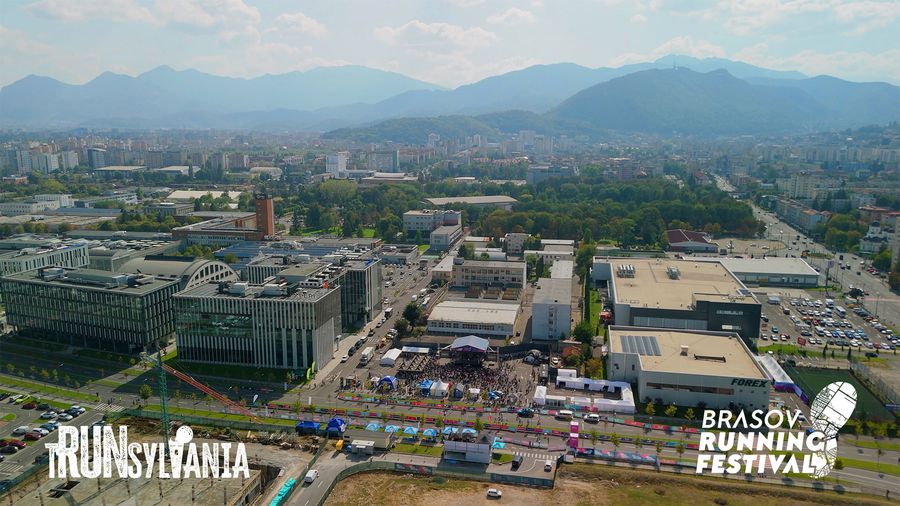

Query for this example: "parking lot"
[756,288,897,353]
[0,393,102,485]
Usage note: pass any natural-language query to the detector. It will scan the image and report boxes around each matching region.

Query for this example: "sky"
[1,0,899,88]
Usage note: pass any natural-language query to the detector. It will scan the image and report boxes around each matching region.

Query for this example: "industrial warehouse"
[607,326,772,410]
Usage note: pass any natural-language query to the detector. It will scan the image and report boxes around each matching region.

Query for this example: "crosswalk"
[0,463,22,473]
[514,451,555,460]
[91,402,127,412]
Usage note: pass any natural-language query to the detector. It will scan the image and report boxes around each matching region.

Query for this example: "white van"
[544,460,553,472]
[304,469,319,483]
[555,410,573,421]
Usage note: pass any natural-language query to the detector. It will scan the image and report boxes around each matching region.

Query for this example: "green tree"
[139,384,152,402]
[645,401,656,417]
[572,320,594,345]
[610,433,620,450]
[872,248,892,271]
[402,303,422,324]
[473,416,485,432]
[676,441,686,462]
[834,458,844,470]
[223,253,238,264]
[458,243,475,260]
[684,408,695,422]
[665,403,677,418]
[394,318,411,337]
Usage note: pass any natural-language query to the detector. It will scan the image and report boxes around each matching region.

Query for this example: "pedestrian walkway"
[0,463,22,473]
[514,451,555,461]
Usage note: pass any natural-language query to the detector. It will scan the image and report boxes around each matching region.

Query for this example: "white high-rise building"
[326,151,349,177]
[35,153,59,174]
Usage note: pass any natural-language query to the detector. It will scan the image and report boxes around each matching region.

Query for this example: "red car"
[23,432,41,441]
[4,439,26,449]
[21,402,37,409]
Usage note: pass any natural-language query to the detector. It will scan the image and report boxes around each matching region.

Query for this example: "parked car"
[23,432,41,441]
[11,426,29,436]
[487,488,503,499]
[0,446,18,454]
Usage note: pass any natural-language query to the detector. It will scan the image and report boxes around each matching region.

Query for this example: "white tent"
[533,385,547,406]
[569,396,592,407]
[380,348,402,366]
[468,387,481,400]
[430,379,450,397]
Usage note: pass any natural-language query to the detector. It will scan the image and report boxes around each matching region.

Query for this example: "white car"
[340,355,349,363]
[31,428,49,436]
[40,411,57,419]
[57,413,73,421]
[584,413,601,423]
[304,469,319,483]
[11,426,29,435]
[487,488,502,499]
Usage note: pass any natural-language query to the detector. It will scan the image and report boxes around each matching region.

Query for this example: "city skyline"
[1,0,899,88]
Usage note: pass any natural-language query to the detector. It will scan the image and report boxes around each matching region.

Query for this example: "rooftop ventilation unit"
[229,282,248,295]
[616,264,636,278]
[680,345,689,356]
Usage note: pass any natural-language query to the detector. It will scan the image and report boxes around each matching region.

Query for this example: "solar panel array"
[619,334,661,356]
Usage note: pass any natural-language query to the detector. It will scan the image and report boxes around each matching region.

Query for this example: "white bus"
[384,307,393,318]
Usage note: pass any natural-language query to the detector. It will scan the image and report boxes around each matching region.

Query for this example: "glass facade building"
[0,268,179,352]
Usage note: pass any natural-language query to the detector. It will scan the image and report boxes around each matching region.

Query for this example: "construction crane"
[143,348,258,454]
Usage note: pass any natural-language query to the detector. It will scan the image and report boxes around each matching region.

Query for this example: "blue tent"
[365,422,382,431]
[419,380,433,394]
[378,376,398,390]
[295,420,318,434]
[461,428,477,435]
[402,426,419,435]
[385,425,400,433]
[422,428,438,439]
[326,417,346,433]
[442,426,459,435]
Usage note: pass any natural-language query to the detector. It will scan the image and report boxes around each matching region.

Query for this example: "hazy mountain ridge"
[1,55,896,135]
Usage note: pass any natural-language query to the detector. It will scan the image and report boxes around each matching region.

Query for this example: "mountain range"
[1,55,898,136]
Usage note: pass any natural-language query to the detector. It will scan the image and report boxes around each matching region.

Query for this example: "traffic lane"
[0,410,103,480]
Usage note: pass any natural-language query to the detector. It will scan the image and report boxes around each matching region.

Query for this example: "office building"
[532,278,573,341]
[426,300,518,337]
[378,244,420,265]
[504,233,530,255]
[1,267,179,352]
[145,202,193,218]
[0,199,61,216]
[607,326,771,410]
[119,255,238,290]
[402,209,462,235]
[451,259,527,289]
[255,193,275,237]
[429,225,463,252]
[0,235,90,276]
[174,280,341,371]
[85,238,181,272]
[592,258,761,341]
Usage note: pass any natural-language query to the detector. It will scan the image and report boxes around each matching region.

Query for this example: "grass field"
[392,442,444,457]
[0,375,100,403]
[785,366,894,422]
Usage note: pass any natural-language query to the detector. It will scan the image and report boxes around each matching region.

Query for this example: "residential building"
[87,148,107,169]
[174,280,341,371]
[1,267,179,352]
[504,233,530,255]
[532,278,573,341]
[60,150,79,170]
[326,151,349,177]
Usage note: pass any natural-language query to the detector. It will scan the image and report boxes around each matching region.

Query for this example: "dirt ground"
[325,465,893,506]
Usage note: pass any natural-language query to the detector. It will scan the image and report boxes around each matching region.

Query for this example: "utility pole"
[156,347,170,457]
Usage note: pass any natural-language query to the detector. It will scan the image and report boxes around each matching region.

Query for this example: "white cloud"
[734,43,900,83]
[487,8,537,25]
[833,0,900,34]
[407,52,541,88]
[374,20,498,51]
[609,36,726,66]
[630,13,648,23]
[0,25,52,55]
[24,0,155,23]
[271,12,327,38]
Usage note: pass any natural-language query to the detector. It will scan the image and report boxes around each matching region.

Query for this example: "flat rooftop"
[454,259,526,270]
[425,195,517,206]
[534,278,572,304]
[429,300,519,326]
[609,326,767,379]
[607,258,750,309]
[6,268,177,295]
[177,281,334,302]
[166,190,244,201]
[696,257,819,277]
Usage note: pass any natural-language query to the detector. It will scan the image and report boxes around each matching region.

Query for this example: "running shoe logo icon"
[809,382,857,478]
